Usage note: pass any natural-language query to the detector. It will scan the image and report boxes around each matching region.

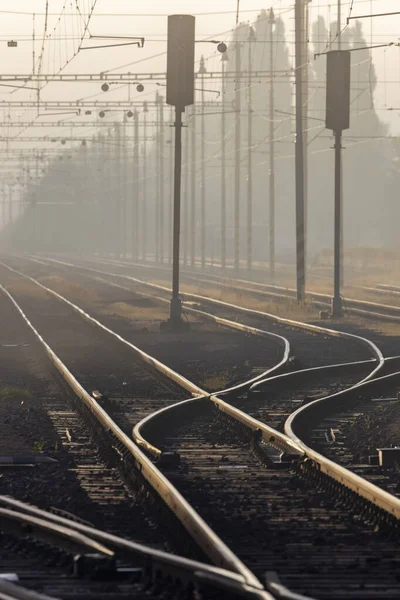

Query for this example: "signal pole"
[295,0,306,301]
[164,13,195,330]
[268,8,276,278]
[325,50,351,317]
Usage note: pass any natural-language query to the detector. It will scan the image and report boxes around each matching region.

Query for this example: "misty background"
[2,1,400,266]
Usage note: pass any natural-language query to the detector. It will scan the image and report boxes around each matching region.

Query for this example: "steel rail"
[0,282,266,593]
[0,496,270,600]
[0,507,114,557]
[250,358,377,391]
[0,581,61,600]
[285,370,400,518]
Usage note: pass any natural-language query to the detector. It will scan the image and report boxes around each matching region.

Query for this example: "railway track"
[2,253,397,597]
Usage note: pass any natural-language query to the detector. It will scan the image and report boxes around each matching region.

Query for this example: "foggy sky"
[2,0,400,133]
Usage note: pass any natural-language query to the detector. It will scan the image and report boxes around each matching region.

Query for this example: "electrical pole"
[122,117,127,258]
[338,0,344,288]
[303,1,310,272]
[234,24,241,271]
[295,0,306,301]
[155,93,160,262]
[169,106,174,264]
[190,105,196,267]
[247,27,254,272]
[142,101,148,260]
[183,121,189,265]
[1,183,5,230]
[8,185,13,225]
[133,110,139,261]
[199,56,206,269]
[159,94,165,263]
[99,134,105,256]
[269,8,276,278]
[114,123,121,257]
[221,51,228,270]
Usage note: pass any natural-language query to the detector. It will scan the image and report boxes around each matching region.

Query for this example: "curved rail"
[285,370,400,518]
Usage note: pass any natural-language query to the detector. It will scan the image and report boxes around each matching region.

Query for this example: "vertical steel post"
[169,106,174,263]
[221,54,228,270]
[142,102,148,260]
[234,26,241,271]
[122,118,127,258]
[133,110,139,260]
[247,28,254,272]
[183,120,189,265]
[170,107,183,325]
[99,135,105,256]
[159,95,165,263]
[115,123,121,257]
[303,1,310,272]
[295,0,306,301]
[1,184,5,230]
[332,131,342,316]
[190,104,196,267]
[155,93,160,262]
[338,0,344,287]
[269,8,276,278]
[199,56,206,269]
[8,185,13,224]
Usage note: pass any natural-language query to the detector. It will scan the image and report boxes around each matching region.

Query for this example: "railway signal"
[325,49,351,317]
[163,14,195,331]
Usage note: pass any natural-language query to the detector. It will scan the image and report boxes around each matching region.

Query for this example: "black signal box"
[325,50,351,132]
[166,15,195,108]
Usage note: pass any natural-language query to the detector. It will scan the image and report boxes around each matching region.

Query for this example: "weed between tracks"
[150,277,319,321]
[0,386,33,402]
[38,276,100,303]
